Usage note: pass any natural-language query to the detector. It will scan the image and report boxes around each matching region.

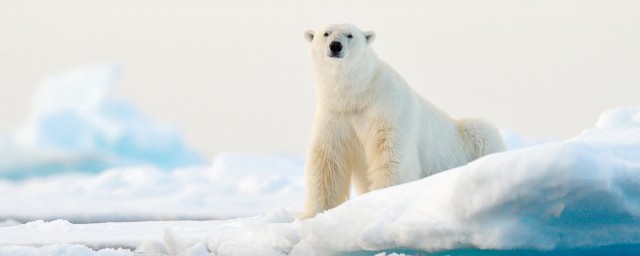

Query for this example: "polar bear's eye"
[323,32,329,37]
[347,34,353,38]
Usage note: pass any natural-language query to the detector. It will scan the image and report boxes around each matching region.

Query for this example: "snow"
[297,131,640,254]
[0,153,305,222]
[1,107,640,255]
[0,66,202,179]
[0,219,21,228]
[0,245,135,256]
[0,210,299,256]
[595,106,640,129]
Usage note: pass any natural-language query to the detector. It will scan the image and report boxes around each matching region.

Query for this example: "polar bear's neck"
[314,51,381,113]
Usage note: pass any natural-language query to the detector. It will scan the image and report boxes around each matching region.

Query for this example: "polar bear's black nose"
[329,41,343,53]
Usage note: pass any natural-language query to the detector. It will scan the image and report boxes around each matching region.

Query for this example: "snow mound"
[0,66,202,179]
[0,153,305,222]
[296,109,640,254]
[595,106,640,129]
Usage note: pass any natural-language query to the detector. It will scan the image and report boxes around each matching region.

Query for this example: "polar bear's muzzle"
[328,41,344,58]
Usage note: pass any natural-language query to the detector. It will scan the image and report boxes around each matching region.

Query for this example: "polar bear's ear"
[364,31,376,45]
[305,30,315,43]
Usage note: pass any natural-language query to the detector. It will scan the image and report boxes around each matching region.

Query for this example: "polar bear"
[301,24,505,219]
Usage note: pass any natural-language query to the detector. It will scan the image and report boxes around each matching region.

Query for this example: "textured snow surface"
[298,131,640,254]
[0,245,135,256]
[0,210,299,256]
[0,66,202,179]
[1,107,640,255]
[0,153,305,222]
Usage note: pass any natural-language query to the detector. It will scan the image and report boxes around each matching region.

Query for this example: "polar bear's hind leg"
[458,118,506,160]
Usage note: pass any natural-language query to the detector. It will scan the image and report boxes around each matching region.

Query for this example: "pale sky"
[1,0,639,159]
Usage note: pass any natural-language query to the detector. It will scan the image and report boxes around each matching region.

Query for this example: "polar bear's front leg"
[301,122,353,219]
[366,127,402,191]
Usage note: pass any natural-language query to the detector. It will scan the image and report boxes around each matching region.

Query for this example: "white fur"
[301,24,505,219]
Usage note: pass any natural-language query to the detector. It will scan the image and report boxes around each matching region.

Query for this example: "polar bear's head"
[304,24,375,64]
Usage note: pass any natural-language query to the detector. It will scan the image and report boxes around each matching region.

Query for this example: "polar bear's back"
[412,97,474,177]
[372,63,478,179]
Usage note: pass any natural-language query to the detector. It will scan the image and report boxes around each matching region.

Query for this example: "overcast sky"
[1,0,639,159]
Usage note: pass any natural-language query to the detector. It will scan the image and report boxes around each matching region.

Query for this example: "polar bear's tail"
[457,118,506,160]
